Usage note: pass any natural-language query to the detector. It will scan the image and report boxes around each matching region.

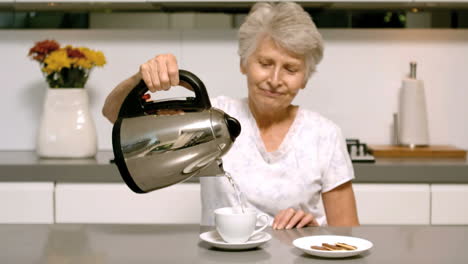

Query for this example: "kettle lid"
[225,114,241,141]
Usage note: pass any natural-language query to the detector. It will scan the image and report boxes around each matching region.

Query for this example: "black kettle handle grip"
[178,69,211,109]
[118,69,211,118]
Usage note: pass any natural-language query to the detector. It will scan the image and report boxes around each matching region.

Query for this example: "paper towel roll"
[398,78,429,146]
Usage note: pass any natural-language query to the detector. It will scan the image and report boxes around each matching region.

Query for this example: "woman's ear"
[240,60,247,75]
[301,76,308,89]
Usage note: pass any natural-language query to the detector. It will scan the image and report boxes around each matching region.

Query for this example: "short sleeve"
[321,127,355,193]
[210,96,229,111]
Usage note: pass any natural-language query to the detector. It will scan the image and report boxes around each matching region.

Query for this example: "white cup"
[214,207,269,244]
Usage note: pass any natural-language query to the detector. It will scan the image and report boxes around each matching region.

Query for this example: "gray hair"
[238,1,324,80]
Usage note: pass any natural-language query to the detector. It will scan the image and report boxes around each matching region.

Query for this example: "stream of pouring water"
[224,171,245,213]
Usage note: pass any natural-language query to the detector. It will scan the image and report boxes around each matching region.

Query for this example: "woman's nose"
[268,67,282,87]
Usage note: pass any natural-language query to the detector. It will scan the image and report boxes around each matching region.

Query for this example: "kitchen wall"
[1,27,467,150]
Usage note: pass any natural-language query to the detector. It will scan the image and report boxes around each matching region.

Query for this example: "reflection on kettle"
[112,70,241,193]
[121,133,160,158]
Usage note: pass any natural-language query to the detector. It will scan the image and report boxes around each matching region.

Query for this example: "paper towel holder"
[395,61,430,148]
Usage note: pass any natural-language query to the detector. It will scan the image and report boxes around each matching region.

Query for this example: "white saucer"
[199,230,271,250]
[293,235,373,258]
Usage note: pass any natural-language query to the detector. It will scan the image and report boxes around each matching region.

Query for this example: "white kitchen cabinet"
[413,0,468,2]
[431,184,468,225]
[55,182,433,225]
[353,184,430,225]
[15,0,146,2]
[13,0,415,4]
[55,183,201,224]
[149,0,412,3]
[0,182,54,223]
[296,0,411,2]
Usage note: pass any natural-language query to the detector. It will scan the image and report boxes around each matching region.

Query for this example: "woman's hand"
[139,54,179,92]
[272,208,318,230]
[102,53,181,123]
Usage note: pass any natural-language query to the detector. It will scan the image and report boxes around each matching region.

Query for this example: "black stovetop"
[346,138,375,163]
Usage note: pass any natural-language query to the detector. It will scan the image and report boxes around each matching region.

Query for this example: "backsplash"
[1,28,467,150]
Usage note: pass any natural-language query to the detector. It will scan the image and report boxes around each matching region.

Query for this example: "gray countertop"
[0,224,467,264]
[1,151,468,183]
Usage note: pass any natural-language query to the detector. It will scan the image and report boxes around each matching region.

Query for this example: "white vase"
[37,88,97,158]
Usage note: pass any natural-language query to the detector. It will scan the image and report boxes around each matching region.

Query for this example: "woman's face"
[241,36,307,113]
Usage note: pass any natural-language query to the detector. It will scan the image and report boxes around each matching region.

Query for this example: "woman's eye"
[259,61,271,66]
[286,67,298,73]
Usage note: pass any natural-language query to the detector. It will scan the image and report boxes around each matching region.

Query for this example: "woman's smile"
[258,87,285,97]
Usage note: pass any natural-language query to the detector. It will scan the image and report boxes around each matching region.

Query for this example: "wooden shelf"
[368,145,467,159]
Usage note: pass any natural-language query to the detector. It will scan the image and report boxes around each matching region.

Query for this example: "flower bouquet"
[28,40,106,158]
[28,40,106,88]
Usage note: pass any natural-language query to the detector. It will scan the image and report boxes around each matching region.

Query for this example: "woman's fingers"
[272,209,286,229]
[297,213,318,228]
[140,58,160,92]
[156,109,185,115]
[273,208,317,229]
[285,210,305,229]
[275,208,296,230]
[139,54,179,92]
[157,57,170,91]
[148,60,161,92]
[166,54,179,86]
[140,62,155,92]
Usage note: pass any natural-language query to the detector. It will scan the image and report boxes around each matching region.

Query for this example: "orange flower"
[28,40,60,62]
[29,39,106,88]
[65,45,86,59]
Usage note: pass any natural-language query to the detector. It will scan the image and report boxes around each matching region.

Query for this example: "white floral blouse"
[200,96,354,226]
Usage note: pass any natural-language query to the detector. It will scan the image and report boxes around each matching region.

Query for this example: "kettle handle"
[118,69,211,118]
[179,69,212,108]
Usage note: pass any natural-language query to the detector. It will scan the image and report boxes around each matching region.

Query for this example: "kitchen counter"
[0,224,467,264]
[1,151,468,183]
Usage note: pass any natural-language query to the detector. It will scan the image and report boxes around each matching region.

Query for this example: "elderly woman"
[103,2,359,228]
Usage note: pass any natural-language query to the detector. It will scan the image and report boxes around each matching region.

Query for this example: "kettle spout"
[197,158,225,177]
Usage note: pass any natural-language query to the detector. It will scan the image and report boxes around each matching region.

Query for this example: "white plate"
[293,235,373,258]
[200,230,271,250]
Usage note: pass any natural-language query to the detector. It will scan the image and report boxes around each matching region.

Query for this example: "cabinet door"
[55,183,201,224]
[431,184,468,225]
[0,182,54,223]
[353,184,430,225]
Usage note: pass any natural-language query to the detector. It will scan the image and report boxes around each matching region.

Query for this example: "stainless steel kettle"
[112,70,241,193]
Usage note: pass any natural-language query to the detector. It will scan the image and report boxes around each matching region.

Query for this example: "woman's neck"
[248,100,298,129]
